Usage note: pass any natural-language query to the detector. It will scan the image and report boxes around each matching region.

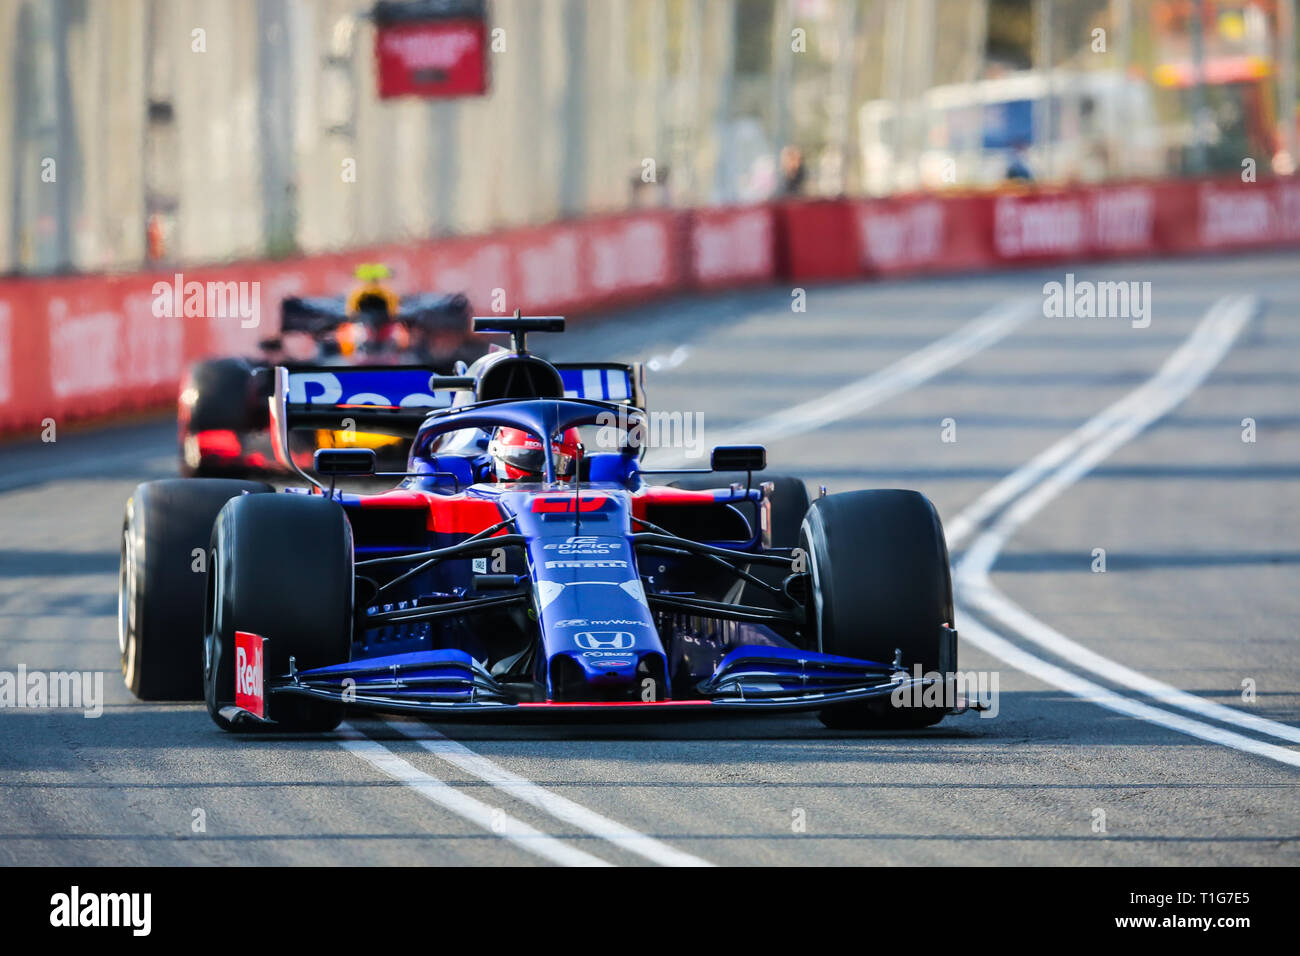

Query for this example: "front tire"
[800,489,954,729]
[178,358,266,477]
[119,479,273,700]
[205,493,353,732]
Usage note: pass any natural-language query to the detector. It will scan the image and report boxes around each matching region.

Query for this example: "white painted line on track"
[388,720,714,867]
[336,724,612,866]
[390,723,717,863]
[671,297,1039,452]
[948,294,1300,766]
[697,289,1296,765]
[957,615,1300,767]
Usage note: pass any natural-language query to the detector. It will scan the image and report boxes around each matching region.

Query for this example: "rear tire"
[119,479,273,700]
[205,494,353,732]
[799,489,954,729]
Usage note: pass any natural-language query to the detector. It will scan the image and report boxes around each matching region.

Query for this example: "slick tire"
[205,493,353,732]
[119,479,274,700]
[179,358,261,477]
[800,490,954,730]
[183,358,260,432]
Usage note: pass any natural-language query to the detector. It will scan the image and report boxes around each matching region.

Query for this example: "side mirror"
[711,444,766,473]
[428,374,475,392]
[314,448,376,477]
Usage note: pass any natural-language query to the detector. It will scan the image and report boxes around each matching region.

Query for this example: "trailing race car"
[123,313,964,731]
[178,264,477,478]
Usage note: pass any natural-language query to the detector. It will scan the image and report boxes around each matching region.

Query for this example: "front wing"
[218,643,974,727]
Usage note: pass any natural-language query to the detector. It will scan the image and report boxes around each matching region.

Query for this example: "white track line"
[390,721,714,867]
[950,294,1300,766]
[337,724,612,866]
[677,297,1038,452]
[958,616,1300,766]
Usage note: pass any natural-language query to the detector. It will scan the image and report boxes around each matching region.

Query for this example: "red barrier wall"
[0,176,1295,436]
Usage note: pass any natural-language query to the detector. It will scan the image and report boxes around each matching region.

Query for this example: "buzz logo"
[573,631,635,650]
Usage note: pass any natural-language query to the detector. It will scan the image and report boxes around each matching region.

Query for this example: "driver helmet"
[345,263,400,325]
[488,427,581,481]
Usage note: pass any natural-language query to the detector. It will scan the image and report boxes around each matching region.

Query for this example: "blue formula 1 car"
[119,314,964,731]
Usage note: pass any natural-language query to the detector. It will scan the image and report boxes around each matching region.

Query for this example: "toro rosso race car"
[123,314,965,731]
[178,264,477,478]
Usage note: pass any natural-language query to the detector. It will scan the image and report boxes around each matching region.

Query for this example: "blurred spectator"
[1005,142,1034,182]
[780,145,806,196]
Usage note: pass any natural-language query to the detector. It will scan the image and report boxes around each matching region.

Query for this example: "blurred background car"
[177,264,473,477]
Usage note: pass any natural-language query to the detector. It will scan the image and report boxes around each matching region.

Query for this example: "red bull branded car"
[121,314,969,731]
[178,264,477,478]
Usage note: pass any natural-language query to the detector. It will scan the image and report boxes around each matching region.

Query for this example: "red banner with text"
[0,176,1295,437]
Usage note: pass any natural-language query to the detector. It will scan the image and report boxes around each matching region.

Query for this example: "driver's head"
[352,292,392,326]
[488,427,580,481]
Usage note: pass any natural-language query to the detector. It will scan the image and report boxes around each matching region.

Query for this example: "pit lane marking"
[948,294,1300,767]
[336,724,612,866]
[388,721,714,867]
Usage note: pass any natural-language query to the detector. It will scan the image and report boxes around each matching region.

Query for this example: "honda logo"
[573,631,635,650]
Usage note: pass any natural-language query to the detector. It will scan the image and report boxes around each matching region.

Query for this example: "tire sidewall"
[205,494,353,731]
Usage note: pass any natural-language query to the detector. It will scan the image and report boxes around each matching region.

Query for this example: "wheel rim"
[799,517,826,654]
[203,548,220,681]
[118,526,136,663]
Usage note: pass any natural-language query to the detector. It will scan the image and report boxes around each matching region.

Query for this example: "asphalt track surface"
[1,252,1297,865]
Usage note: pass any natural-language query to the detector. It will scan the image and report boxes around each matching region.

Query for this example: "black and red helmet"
[488,427,581,481]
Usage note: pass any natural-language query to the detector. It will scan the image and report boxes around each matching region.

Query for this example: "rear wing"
[280,297,347,334]
[268,360,646,481]
[554,362,646,410]
[280,293,469,334]
[277,365,454,433]
[269,365,452,487]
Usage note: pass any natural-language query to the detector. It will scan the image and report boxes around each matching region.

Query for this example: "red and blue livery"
[120,314,968,731]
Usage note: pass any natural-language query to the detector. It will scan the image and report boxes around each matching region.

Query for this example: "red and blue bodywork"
[235,347,935,722]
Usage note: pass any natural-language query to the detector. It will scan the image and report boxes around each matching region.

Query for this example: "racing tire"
[183,358,260,432]
[179,358,262,477]
[800,489,954,730]
[205,493,353,732]
[119,478,274,700]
